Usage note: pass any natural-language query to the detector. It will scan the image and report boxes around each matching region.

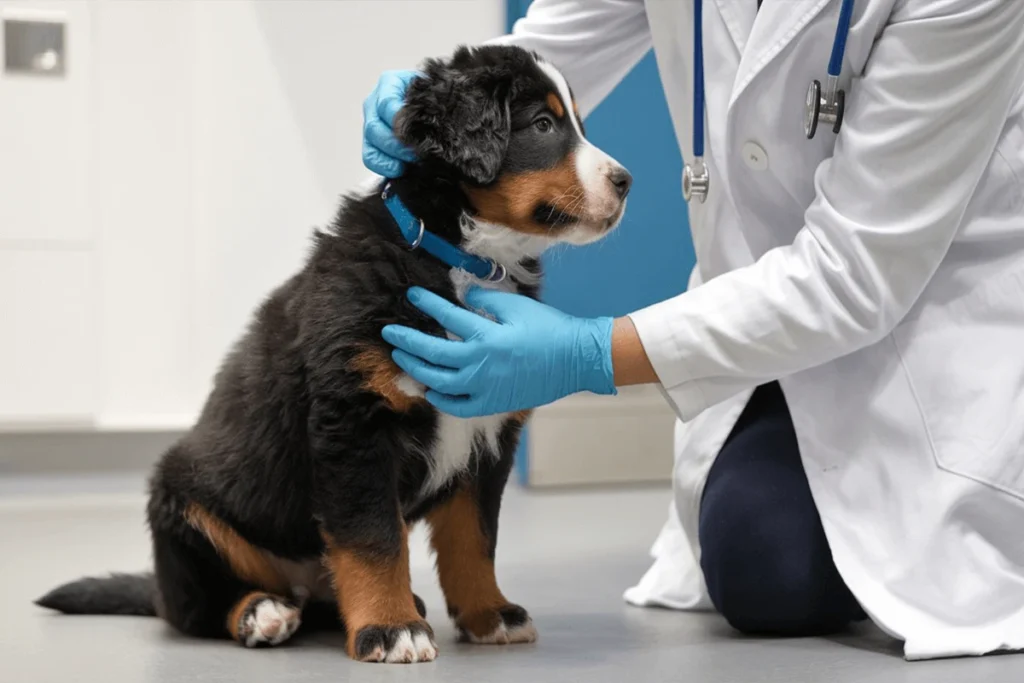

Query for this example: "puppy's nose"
[608,167,633,200]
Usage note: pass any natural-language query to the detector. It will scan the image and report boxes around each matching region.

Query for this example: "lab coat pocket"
[894,267,1024,500]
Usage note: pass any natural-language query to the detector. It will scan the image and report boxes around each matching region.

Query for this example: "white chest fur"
[422,410,509,494]
[397,270,517,497]
[395,217,544,497]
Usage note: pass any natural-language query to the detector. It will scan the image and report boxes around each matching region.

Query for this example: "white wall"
[1,0,504,430]
[91,0,197,428]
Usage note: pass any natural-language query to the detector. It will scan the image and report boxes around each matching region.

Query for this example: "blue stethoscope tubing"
[693,0,706,161]
[828,0,856,79]
[683,0,856,204]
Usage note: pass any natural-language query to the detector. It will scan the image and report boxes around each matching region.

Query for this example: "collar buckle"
[382,181,508,283]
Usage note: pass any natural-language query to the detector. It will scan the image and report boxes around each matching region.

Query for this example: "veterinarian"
[366,0,1024,660]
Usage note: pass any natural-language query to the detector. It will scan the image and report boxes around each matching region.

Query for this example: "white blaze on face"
[535,58,627,228]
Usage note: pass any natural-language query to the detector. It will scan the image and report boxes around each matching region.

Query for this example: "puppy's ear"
[395,57,512,185]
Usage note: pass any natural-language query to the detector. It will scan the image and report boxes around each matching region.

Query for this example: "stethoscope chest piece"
[683,159,710,204]
[687,0,854,198]
[805,78,846,140]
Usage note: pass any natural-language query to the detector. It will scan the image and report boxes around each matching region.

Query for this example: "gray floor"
[2,475,1023,682]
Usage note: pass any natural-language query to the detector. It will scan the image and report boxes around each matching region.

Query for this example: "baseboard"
[525,385,675,487]
[0,429,184,475]
[1,389,678,485]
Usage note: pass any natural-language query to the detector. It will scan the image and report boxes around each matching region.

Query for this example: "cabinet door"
[0,2,92,245]
[0,251,97,425]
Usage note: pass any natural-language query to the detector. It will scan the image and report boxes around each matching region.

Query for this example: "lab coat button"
[742,142,769,171]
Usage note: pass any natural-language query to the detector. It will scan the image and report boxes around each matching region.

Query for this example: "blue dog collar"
[381,183,506,283]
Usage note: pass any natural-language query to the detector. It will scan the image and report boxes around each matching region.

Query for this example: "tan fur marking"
[350,347,425,412]
[426,486,510,638]
[510,410,532,425]
[322,526,426,658]
[546,92,565,118]
[226,591,271,641]
[465,154,582,236]
[184,503,290,594]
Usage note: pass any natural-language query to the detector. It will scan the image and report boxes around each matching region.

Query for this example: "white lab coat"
[498,0,1024,661]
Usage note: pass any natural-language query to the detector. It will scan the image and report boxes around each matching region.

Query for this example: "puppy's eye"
[533,117,554,133]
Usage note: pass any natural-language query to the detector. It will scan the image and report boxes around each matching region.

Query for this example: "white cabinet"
[0,250,96,424]
[1,2,97,427]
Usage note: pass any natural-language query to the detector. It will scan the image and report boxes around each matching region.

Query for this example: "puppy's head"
[395,45,630,246]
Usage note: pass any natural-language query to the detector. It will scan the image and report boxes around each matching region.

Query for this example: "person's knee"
[699,491,851,636]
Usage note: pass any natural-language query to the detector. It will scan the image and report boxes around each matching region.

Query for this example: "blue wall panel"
[507,3,695,484]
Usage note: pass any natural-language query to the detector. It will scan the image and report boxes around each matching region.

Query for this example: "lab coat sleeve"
[628,0,1024,420]
[487,0,652,117]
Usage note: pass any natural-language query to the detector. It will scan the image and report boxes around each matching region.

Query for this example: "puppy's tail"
[35,572,158,617]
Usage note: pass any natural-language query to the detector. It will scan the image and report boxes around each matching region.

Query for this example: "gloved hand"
[382,287,617,418]
[362,69,420,177]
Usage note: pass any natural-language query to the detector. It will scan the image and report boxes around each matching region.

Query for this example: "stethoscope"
[683,0,856,204]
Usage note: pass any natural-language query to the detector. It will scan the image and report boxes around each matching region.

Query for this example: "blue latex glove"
[381,287,617,418]
[362,70,420,177]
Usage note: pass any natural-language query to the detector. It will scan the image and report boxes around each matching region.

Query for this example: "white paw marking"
[464,618,538,645]
[242,598,301,647]
[362,627,438,664]
[385,630,415,663]
[413,631,438,660]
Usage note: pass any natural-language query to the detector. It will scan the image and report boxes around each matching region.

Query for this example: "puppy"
[37,45,630,664]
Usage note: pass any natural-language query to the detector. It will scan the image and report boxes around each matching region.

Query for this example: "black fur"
[37,45,614,653]
[497,604,531,628]
[35,573,157,616]
[396,45,582,187]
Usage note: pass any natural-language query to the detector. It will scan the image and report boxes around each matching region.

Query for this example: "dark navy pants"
[698,381,867,636]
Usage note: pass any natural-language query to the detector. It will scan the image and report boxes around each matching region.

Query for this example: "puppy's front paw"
[233,594,301,648]
[455,604,537,645]
[351,621,437,663]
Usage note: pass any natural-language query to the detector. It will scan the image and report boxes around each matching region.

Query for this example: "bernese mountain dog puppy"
[36,44,630,664]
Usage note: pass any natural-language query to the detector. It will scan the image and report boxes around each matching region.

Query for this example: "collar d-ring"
[485,262,507,283]
[410,219,425,249]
